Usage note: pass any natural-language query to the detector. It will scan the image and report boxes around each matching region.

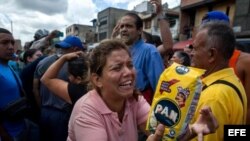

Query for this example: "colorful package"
[146,62,205,140]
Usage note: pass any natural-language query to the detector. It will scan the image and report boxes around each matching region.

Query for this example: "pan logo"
[153,99,181,127]
[176,66,189,75]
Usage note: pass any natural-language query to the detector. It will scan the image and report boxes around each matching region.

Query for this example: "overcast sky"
[0,0,180,46]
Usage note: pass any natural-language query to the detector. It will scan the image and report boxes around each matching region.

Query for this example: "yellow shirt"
[191,68,247,141]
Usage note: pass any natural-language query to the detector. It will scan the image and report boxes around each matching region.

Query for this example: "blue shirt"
[130,39,164,92]
[0,63,25,137]
[0,63,21,108]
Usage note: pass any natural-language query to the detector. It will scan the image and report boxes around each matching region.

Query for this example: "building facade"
[97,7,130,41]
[66,24,95,44]
[133,1,155,13]
[14,39,22,51]
[179,0,250,40]
[234,0,250,38]
[135,1,180,40]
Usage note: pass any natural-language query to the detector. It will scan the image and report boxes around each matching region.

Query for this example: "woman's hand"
[146,124,165,141]
[61,51,84,61]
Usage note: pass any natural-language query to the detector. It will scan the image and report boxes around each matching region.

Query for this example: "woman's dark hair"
[68,54,89,85]
[175,51,191,66]
[23,49,39,64]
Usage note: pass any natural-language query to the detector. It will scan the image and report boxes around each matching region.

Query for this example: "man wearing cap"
[201,10,250,124]
[33,35,85,141]
[188,13,247,141]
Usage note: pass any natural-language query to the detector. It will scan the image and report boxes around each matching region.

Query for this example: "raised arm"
[150,0,173,55]
[30,30,59,50]
[41,51,84,104]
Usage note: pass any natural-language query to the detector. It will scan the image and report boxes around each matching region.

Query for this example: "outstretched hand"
[190,106,219,141]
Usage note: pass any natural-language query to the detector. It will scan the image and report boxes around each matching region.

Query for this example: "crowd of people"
[0,0,249,141]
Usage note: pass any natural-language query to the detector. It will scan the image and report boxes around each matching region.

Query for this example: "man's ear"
[209,48,216,57]
[91,73,103,88]
[208,48,217,62]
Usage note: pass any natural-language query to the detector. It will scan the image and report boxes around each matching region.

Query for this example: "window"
[100,20,107,26]
[99,32,107,41]
[168,17,176,28]
[144,19,151,29]
[99,16,108,27]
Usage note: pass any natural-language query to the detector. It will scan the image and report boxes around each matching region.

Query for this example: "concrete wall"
[14,39,22,51]
[180,0,237,40]
[234,0,250,37]
[66,24,94,43]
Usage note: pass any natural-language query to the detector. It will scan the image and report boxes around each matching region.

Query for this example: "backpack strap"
[202,80,243,105]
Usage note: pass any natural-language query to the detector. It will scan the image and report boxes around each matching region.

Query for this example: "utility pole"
[10,20,13,33]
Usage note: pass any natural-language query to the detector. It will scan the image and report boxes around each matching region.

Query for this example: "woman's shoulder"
[75,90,98,106]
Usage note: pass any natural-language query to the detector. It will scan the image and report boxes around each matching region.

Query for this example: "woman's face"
[98,49,136,100]
[170,52,182,65]
[28,50,43,63]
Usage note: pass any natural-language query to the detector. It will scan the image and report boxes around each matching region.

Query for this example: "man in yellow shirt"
[190,21,247,141]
